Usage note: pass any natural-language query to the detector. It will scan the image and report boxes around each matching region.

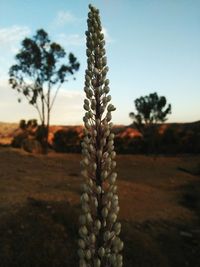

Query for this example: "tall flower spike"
[79,4,123,267]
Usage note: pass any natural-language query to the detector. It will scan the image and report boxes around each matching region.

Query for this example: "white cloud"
[51,89,84,125]
[57,33,85,47]
[0,25,31,53]
[0,78,84,125]
[54,11,78,27]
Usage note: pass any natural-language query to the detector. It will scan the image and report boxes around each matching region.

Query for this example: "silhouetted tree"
[130,92,171,153]
[9,29,80,153]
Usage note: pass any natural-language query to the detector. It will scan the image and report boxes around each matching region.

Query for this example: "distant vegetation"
[129,92,171,154]
[9,29,80,153]
[2,35,199,156]
[114,122,200,154]
[6,120,200,154]
[53,129,81,153]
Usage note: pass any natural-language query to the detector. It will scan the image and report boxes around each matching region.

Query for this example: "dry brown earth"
[0,147,200,266]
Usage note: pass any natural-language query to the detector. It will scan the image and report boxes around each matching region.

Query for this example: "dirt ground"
[0,147,200,267]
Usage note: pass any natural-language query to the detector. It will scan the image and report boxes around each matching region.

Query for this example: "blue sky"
[0,0,199,125]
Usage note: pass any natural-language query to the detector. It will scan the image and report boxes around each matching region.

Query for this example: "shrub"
[53,129,81,153]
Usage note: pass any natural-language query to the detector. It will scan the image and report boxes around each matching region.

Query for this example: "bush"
[12,119,43,153]
[114,136,145,154]
[11,130,28,148]
[53,129,81,153]
[159,128,180,154]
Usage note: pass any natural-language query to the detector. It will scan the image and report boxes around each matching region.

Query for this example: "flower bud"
[102,56,107,66]
[92,163,97,170]
[85,73,91,81]
[85,249,92,260]
[82,184,89,193]
[111,151,116,159]
[91,99,96,110]
[85,122,90,129]
[81,193,88,203]
[94,67,99,75]
[108,133,115,140]
[83,116,88,123]
[87,234,94,245]
[93,129,97,136]
[89,144,95,153]
[88,179,93,187]
[79,226,88,236]
[110,185,117,193]
[107,104,116,112]
[102,170,108,180]
[84,86,89,93]
[94,258,101,267]
[104,86,110,94]
[83,157,89,166]
[102,207,108,218]
[93,197,98,207]
[112,194,119,201]
[79,215,86,225]
[98,247,105,258]
[117,254,123,263]
[109,175,116,184]
[79,259,87,267]
[110,254,116,265]
[104,129,110,137]
[97,149,102,158]
[105,156,112,166]
[114,222,121,235]
[100,40,105,48]
[86,212,93,223]
[82,203,90,213]
[92,79,97,86]
[100,138,107,147]
[103,231,111,241]
[81,170,88,179]
[106,112,112,122]
[83,104,90,111]
[106,95,111,102]
[111,161,116,169]
[84,99,90,105]
[99,32,104,40]
[94,220,101,230]
[117,241,124,252]
[113,206,120,214]
[105,79,109,86]
[109,122,114,128]
[78,239,85,249]
[100,106,105,114]
[106,200,111,209]
[78,249,85,258]
[107,192,113,199]
[82,148,88,155]
[88,110,93,118]
[96,186,102,194]
[109,213,117,223]
[102,66,109,76]
[88,89,93,97]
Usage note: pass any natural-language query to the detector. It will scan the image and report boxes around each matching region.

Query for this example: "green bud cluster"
[79,4,123,267]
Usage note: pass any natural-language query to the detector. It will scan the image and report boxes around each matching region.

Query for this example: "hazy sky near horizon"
[0,0,199,125]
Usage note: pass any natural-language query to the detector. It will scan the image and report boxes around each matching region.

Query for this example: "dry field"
[0,147,200,267]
